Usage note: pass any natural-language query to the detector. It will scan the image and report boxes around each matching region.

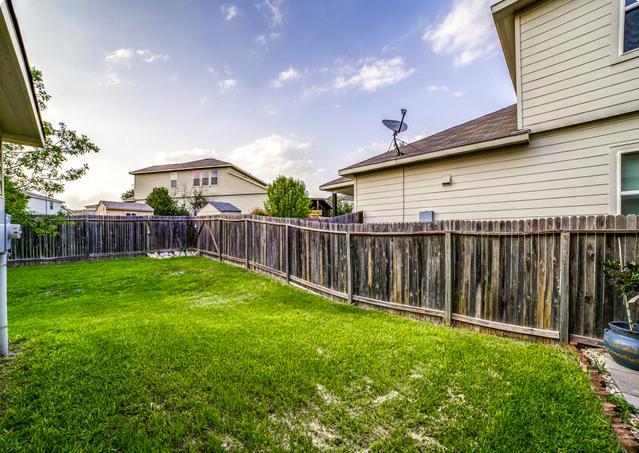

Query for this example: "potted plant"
[602,240,639,371]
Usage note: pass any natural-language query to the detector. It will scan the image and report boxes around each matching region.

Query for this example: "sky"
[13,0,516,209]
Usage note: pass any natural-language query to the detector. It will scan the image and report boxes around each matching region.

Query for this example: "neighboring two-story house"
[130,158,268,214]
[321,0,639,223]
[24,191,66,215]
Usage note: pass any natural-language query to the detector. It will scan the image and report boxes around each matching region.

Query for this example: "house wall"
[519,0,639,132]
[355,112,639,222]
[27,197,64,215]
[133,167,267,213]
[95,205,152,217]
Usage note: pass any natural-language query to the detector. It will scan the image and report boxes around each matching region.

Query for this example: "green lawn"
[0,257,618,451]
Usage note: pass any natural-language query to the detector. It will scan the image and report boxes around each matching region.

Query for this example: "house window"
[170,172,177,188]
[193,170,200,187]
[623,0,639,53]
[49,201,54,210]
[210,169,219,185]
[201,170,209,186]
[620,152,639,214]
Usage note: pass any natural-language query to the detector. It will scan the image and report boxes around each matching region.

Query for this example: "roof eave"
[129,163,232,175]
[339,131,530,177]
[491,0,540,88]
[319,181,354,191]
[0,0,44,147]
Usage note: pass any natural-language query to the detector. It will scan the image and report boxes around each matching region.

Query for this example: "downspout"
[0,133,7,356]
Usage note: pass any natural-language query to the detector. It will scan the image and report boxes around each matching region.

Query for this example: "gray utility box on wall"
[419,210,434,222]
[0,199,21,253]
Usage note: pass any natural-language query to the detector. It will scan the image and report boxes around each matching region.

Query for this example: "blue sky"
[14,0,516,208]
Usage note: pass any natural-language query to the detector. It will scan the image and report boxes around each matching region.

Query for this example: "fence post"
[559,232,571,343]
[444,231,453,326]
[285,224,290,283]
[145,220,151,253]
[244,219,249,269]
[346,232,353,304]
[85,219,91,257]
[218,218,223,262]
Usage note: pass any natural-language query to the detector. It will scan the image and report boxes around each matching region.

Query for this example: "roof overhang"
[319,179,354,192]
[0,0,44,147]
[339,131,530,177]
[491,0,539,88]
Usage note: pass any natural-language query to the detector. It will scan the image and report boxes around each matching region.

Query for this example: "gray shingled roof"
[129,157,268,187]
[24,191,64,203]
[209,201,241,212]
[319,176,353,189]
[99,201,154,212]
[341,104,527,172]
[130,158,232,175]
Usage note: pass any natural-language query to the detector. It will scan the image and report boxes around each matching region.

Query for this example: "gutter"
[339,132,530,177]
[3,0,45,146]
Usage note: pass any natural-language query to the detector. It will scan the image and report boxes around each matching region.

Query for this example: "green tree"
[189,190,209,214]
[146,187,189,216]
[3,69,99,197]
[264,176,311,218]
[3,69,98,234]
[327,197,353,216]
[121,187,135,201]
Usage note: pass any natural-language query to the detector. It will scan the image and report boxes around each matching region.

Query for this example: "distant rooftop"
[129,157,268,187]
[209,201,240,213]
[98,201,153,212]
[24,191,64,203]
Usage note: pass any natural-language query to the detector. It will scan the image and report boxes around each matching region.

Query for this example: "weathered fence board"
[10,213,639,344]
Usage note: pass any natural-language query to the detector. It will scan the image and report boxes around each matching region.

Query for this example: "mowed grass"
[0,257,618,451]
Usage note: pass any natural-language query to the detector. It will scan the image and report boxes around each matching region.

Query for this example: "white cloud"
[263,105,277,116]
[258,0,283,27]
[221,3,240,21]
[105,48,170,64]
[254,32,280,45]
[207,66,216,75]
[153,148,212,165]
[300,84,330,100]
[156,135,325,193]
[222,134,323,190]
[453,91,464,97]
[427,84,448,92]
[422,0,497,67]
[271,66,301,88]
[218,78,237,93]
[333,57,414,92]
[104,72,121,86]
[105,48,133,63]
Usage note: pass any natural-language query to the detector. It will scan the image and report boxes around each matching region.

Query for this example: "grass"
[0,257,619,451]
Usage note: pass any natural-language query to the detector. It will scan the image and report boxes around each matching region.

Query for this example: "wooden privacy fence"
[10,216,194,263]
[193,214,639,345]
[9,212,639,345]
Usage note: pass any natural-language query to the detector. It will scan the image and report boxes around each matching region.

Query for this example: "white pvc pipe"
[0,251,7,356]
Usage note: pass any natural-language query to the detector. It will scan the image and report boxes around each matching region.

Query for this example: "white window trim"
[210,169,219,186]
[616,146,639,214]
[612,0,639,64]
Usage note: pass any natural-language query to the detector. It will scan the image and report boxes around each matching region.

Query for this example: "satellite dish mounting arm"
[393,108,407,155]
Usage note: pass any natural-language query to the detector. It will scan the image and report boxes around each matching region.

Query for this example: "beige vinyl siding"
[519,0,639,132]
[355,168,404,223]
[213,194,267,214]
[354,113,639,222]
[134,167,266,213]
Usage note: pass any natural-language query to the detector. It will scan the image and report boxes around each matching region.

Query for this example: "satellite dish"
[382,108,408,156]
[383,119,408,133]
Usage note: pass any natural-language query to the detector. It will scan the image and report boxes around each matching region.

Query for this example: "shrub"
[264,176,311,218]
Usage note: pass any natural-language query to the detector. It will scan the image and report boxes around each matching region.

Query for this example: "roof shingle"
[341,104,526,172]
[99,201,154,212]
[130,158,232,175]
